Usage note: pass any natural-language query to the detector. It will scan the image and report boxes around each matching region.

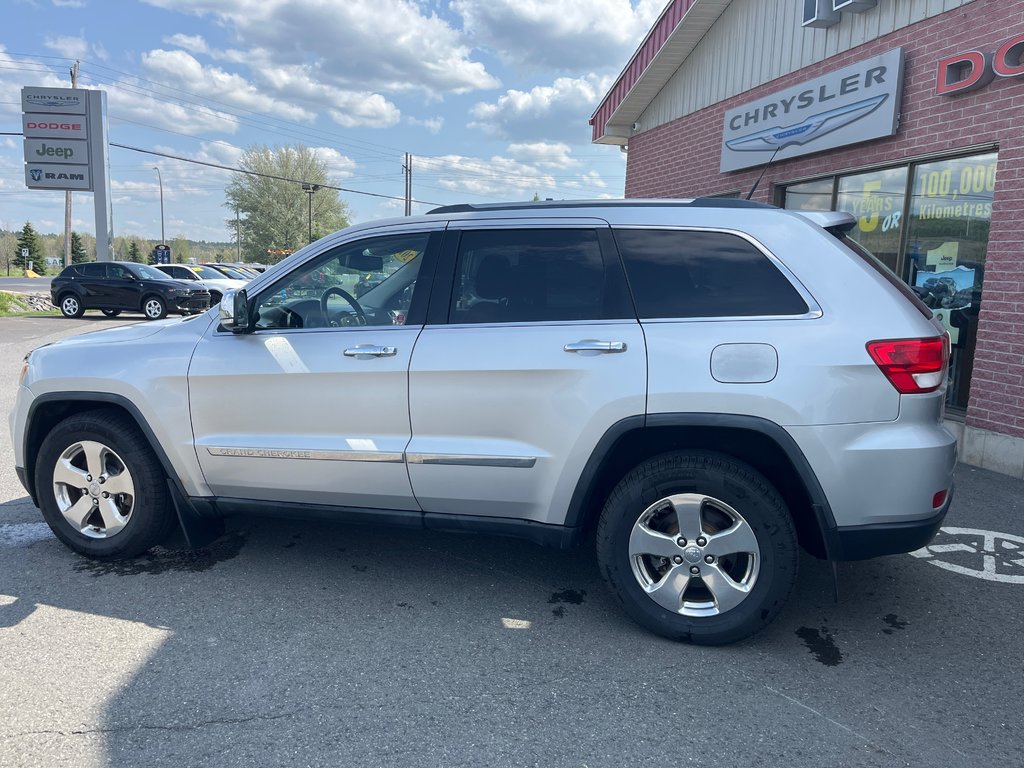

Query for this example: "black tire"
[141,295,167,320]
[596,451,798,645]
[101,309,121,317]
[34,409,176,559]
[59,294,85,318]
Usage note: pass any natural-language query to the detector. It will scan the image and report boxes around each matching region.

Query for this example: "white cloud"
[51,0,86,7]
[141,0,499,95]
[453,0,663,71]
[470,74,613,143]
[310,147,357,180]
[142,49,316,121]
[408,116,444,134]
[506,142,577,169]
[418,146,609,199]
[162,33,210,55]
[0,46,77,118]
[254,63,400,128]
[43,33,106,61]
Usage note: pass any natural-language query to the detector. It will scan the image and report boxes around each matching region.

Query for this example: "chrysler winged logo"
[726,94,888,152]
[29,169,42,181]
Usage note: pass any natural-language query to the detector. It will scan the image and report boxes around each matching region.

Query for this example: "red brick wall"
[625,0,1024,437]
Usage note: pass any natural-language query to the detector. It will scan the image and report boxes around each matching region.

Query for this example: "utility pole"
[301,183,319,243]
[235,206,241,260]
[152,166,165,246]
[402,153,412,216]
[63,60,79,268]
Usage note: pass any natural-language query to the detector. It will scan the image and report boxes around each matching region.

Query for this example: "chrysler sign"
[720,48,904,173]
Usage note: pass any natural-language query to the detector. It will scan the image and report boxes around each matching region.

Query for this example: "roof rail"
[427,198,775,215]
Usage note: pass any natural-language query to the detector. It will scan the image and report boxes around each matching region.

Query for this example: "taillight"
[866,336,949,394]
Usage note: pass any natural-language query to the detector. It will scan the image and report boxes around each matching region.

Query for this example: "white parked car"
[154,264,248,304]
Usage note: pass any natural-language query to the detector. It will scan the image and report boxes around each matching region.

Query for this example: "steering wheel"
[320,286,367,326]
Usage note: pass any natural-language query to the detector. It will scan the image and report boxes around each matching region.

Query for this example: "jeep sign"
[720,48,904,173]
[23,138,88,165]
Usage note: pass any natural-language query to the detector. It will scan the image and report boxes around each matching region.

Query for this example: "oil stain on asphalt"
[795,626,844,666]
[882,613,908,634]
[72,532,247,577]
[548,589,586,605]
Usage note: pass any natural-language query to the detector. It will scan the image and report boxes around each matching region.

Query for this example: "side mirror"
[219,288,252,333]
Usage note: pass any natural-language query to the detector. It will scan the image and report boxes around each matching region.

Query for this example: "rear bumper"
[834,484,952,560]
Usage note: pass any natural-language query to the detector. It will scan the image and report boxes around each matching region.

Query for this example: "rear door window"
[79,263,107,278]
[613,228,809,319]
[449,228,630,324]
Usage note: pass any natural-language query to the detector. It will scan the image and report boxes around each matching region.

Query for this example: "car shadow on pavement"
[1,472,1021,767]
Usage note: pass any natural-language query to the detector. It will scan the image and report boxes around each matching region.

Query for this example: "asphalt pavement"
[0,277,52,294]
[0,315,1022,768]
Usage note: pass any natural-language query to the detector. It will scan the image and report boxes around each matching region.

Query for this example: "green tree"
[128,240,141,262]
[70,231,88,263]
[171,235,191,264]
[224,144,350,263]
[15,222,44,273]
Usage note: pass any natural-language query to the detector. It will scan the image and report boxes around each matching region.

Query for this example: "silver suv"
[9,200,956,644]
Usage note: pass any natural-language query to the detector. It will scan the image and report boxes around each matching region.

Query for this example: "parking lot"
[1,314,1022,767]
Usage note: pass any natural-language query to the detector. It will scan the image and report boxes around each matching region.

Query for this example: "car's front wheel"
[142,295,167,320]
[596,451,798,645]
[59,294,84,318]
[34,409,175,558]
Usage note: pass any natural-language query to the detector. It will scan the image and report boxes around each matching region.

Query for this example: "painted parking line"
[911,527,1024,584]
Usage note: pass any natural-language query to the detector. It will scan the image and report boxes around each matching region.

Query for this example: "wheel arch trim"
[563,412,840,559]
[24,392,193,513]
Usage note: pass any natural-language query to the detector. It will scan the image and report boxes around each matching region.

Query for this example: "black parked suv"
[51,261,211,320]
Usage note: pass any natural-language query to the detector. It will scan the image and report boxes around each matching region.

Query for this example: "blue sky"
[2,0,664,242]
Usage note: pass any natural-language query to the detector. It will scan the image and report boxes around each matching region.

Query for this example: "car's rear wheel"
[59,294,84,318]
[35,409,175,559]
[101,309,121,317]
[142,295,167,320]
[596,451,797,645]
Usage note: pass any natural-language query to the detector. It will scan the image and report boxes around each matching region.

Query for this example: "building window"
[836,167,908,273]
[904,152,997,409]
[782,178,833,211]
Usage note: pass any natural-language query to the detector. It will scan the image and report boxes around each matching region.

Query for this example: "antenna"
[745,147,782,201]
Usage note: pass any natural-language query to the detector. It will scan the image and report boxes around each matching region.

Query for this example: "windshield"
[191,266,230,280]
[132,264,172,280]
[208,265,249,280]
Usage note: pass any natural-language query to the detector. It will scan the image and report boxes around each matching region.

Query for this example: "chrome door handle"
[563,340,628,354]
[343,345,397,358]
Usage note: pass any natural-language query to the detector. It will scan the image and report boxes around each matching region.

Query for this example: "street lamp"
[301,183,320,244]
[153,167,165,247]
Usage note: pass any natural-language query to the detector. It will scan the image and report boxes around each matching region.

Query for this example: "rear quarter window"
[613,228,809,319]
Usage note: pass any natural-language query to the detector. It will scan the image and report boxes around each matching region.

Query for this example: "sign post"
[21,86,113,261]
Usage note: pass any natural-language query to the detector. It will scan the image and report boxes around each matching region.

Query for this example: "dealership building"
[593,0,1024,477]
